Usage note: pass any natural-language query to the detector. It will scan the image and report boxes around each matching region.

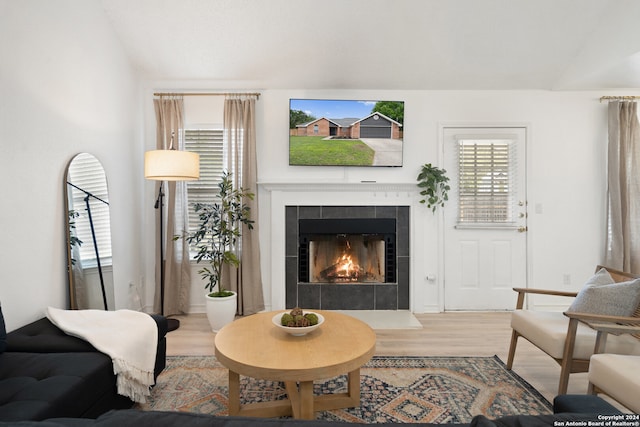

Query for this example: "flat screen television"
[289,98,404,167]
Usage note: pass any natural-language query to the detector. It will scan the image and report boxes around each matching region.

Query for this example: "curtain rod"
[599,95,640,103]
[154,92,260,99]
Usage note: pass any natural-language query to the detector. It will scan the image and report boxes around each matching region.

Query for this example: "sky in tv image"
[290,99,378,119]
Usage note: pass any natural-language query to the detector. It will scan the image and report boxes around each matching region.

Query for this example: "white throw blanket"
[46,307,157,403]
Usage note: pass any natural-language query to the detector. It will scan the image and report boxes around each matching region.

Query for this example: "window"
[183,123,246,256]
[67,154,112,266]
[457,137,517,225]
[184,127,224,234]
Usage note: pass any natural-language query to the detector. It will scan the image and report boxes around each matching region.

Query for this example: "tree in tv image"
[289,99,404,167]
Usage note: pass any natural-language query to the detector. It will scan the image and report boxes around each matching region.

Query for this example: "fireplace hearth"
[285,206,409,310]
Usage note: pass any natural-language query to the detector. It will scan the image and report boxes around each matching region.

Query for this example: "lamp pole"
[154,182,181,332]
[145,132,199,333]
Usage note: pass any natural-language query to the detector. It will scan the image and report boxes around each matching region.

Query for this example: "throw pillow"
[0,302,6,353]
[567,270,640,317]
[584,267,615,286]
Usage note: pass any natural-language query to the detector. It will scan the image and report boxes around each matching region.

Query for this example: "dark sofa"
[0,409,627,427]
[0,306,626,426]
[0,309,168,423]
[0,395,625,427]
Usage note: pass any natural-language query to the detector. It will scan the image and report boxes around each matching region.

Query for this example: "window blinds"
[456,137,517,224]
[184,128,224,232]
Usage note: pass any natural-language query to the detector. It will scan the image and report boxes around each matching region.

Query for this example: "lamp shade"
[144,150,200,181]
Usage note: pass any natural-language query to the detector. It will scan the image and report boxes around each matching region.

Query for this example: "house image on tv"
[295,112,403,139]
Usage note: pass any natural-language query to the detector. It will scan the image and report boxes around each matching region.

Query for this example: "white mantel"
[259,182,417,193]
[257,181,441,313]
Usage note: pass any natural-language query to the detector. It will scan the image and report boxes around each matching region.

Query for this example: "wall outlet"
[563,274,571,285]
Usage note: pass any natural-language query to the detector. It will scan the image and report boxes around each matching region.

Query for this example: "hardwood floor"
[165,311,592,405]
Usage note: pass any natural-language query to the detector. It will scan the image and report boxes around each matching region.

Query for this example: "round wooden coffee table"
[214,310,376,420]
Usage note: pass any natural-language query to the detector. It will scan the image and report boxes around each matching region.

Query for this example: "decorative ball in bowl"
[272,309,324,336]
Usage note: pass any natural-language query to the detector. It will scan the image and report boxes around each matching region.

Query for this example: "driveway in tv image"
[354,138,403,166]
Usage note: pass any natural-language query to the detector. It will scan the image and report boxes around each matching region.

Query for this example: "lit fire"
[336,254,357,278]
[312,237,384,283]
[331,240,360,280]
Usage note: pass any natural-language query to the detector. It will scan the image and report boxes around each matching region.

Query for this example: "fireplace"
[285,206,409,310]
[298,218,396,284]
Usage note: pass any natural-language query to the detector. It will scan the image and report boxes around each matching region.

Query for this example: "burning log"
[319,256,362,281]
[320,262,350,280]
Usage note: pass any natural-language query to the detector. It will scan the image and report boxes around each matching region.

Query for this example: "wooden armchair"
[506,265,640,395]
[566,312,640,413]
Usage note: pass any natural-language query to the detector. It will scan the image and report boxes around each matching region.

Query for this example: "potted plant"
[417,163,450,212]
[185,171,254,332]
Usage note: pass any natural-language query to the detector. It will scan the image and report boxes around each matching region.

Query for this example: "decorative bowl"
[272,311,324,336]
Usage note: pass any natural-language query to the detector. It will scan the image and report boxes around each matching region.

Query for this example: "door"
[443,127,527,310]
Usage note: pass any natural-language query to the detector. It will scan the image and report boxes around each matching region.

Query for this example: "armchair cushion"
[567,277,640,317]
[511,311,640,359]
[511,311,597,359]
[589,353,640,413]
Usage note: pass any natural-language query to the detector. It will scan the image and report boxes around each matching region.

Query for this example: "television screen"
[289,99,404,167]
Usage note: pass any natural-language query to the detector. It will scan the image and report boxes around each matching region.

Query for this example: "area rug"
[136,355,551,424]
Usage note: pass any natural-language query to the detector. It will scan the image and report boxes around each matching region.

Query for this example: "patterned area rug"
[136,355,551,424]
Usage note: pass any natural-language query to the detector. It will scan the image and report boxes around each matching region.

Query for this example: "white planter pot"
[205,292,237,332]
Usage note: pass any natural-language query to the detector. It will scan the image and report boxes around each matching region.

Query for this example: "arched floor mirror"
[64,153,115,310]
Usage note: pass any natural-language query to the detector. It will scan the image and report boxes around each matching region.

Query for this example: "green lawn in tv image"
[289,136,375,166]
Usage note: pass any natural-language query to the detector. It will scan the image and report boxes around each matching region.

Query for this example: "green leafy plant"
[417,163,450,212]
[184,171,254,296]
[68,210,83,265]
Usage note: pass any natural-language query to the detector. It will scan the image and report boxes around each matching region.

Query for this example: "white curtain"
[153,96,191,316]
[221,96,265,316]
[605,100,640,273]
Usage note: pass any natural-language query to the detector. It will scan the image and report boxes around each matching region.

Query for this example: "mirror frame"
[64,153,114,310]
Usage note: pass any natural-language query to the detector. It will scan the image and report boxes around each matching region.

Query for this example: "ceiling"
[99,0,640,90]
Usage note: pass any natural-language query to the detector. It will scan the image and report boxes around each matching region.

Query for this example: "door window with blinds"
[184,127,224,239]
[455,135,518,227]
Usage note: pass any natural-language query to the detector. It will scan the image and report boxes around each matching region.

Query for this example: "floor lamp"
[144,147,199,332]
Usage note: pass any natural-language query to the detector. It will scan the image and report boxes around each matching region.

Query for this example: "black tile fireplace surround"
[285,205,410,310]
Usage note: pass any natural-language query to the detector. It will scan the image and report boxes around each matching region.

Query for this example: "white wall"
[256,90,620,312]
[2,1,637,327]
[143,87,637,313]
[0,0,143,330]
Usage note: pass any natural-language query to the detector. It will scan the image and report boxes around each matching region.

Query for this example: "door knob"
[517,226,528,233]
